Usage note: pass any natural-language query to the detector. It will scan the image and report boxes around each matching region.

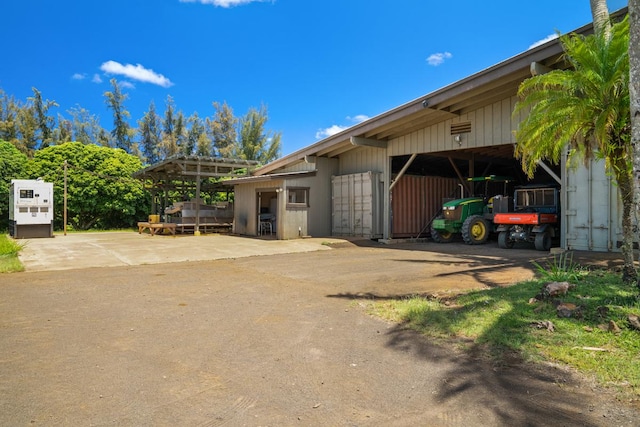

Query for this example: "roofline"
[133,154,260,178]
[223,170,317,185]
[255,8,626,176]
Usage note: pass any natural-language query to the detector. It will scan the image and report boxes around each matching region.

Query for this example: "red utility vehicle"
[493,185,560,251]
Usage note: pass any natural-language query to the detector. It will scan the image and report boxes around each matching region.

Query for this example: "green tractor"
[430,176,512,245]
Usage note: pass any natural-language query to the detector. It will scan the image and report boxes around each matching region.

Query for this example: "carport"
[134,155,259,233]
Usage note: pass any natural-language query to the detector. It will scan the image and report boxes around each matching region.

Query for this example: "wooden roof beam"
[350,136,387,148]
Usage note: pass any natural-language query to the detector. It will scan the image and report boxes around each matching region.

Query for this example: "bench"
[137,222,177,236]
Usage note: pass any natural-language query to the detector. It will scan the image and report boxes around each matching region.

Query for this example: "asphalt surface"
[1,233,638,426]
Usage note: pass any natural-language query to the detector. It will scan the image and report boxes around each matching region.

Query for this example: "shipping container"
[562,157,620,252]
[391,175,460,238]
[331,172,383,238]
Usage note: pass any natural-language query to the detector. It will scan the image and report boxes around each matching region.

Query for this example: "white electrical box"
[9,179,54,238]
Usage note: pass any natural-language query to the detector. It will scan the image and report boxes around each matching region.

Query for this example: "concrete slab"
[17,232,342,272]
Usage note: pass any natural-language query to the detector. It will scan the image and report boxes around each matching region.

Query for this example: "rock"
[608,320,621,334]
[557,302,579,318]
[530,320,555,332]
[628,314,640,331]
[544,281,573,297]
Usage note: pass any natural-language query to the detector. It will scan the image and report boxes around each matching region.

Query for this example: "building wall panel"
[391,175,459,238]
[338,146,386,175]
[563,155,620,252]
[331,172,383,238]
[388,97,518,157]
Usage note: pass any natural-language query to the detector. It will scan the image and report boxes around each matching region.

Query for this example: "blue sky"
[1,0,629,156]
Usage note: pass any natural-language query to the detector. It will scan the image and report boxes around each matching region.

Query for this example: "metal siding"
[338,146,385,176]
[391,175,459,238]
[388,99,515,157]
[331,172,383,238]
[563,156,618,252]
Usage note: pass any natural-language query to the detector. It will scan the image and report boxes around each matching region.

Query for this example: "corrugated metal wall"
[331,172,383,238]
[391,175,460,238]
[562,156,621,252]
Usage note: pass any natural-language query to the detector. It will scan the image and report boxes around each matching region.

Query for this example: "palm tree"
[513,16,635,282]
[629,0,640,291]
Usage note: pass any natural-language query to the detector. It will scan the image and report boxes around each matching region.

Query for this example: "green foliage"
[0,233,24,256]
[104,78,133,153]
[514,17,630,177]
[531,251,586,282]
[0,141,28,230]
[0,234,24,273]
[514,16,636,282]
[26,142,149,230]
[208,101,238,158]
[138,101,162,164]
[237,105,281,164]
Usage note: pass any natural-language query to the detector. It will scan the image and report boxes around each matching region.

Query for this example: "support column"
[195,162,201,236]
[383,155,391,240]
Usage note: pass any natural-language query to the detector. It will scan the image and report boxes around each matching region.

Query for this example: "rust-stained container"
[391,175,459,238]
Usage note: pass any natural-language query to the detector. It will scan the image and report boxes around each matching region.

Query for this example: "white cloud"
[119,81,136,89]
[179,0,269,7]
[529,34,558,50]
[71,73,86,80]
[347,114,370,123]
[316,124,347,139]
[100,60,174,87]
[315,114,370,139]
[426,51,452,66]
[92,74,103,84]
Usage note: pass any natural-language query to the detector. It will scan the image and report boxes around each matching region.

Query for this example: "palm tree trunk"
[630,0,640,290]
[590,0,611,38]
[613,154,637,283]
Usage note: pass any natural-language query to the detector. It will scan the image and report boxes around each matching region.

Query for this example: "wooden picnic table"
[137,222,176,236]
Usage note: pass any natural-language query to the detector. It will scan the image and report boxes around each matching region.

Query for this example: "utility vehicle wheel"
[498,231,514,249]
[430,216,453,243]
[461,215,490,245]
[534,231,552,251]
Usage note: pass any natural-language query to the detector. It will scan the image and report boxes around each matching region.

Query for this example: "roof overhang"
[133,155,260,181]
[223,170,317,186]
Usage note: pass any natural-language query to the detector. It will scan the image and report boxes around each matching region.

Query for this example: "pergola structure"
[133,155,260,233]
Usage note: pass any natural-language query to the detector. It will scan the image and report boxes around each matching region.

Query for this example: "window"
[287,188,309,207]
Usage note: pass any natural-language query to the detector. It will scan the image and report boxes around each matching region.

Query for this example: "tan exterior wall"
[338,146,386,175]
[232,157,338,239]
[389,97,519,157]
[232,180,284,236]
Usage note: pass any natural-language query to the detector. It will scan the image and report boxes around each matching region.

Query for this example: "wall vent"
[450,121,472,135]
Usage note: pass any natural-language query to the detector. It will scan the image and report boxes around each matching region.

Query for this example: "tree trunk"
[590,0,611,38]
[614,154,637,283]
[630,0,640,290]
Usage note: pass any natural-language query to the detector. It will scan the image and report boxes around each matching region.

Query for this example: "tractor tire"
[498,231,514,249]
[430,216,454,243]
[461,215,490,245]
[534,231,552,251]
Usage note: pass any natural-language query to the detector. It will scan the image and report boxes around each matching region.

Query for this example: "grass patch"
[0,234,25,273]
[363,257,640,397]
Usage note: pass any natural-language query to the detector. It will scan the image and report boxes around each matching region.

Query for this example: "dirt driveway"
[1,235,637,426]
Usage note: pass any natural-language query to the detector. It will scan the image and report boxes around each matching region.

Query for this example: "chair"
[260,220,273,235]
